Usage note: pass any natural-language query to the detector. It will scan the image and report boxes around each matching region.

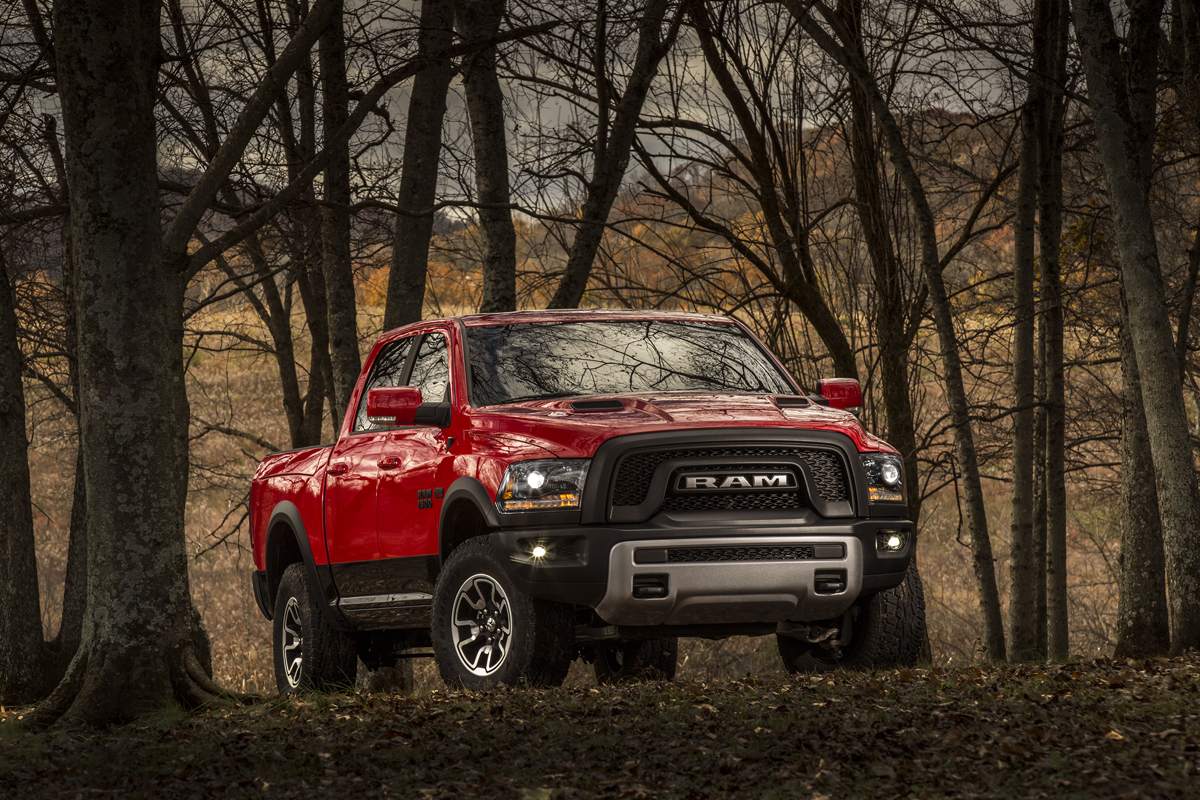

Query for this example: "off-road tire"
[778,560,926,673]
[273,563,358,693]
[593,638,679,684]
[432,536,574,690]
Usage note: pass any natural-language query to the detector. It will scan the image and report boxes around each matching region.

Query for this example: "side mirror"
[818,378,862,413]
[366,386,424,426]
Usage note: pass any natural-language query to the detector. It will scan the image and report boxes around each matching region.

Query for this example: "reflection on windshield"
[466,320,796,407]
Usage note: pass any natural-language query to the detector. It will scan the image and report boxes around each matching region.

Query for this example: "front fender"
[265,500,352,631]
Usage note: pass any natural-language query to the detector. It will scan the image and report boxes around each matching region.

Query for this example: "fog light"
[531,544,547,559]
[876,531,907,552]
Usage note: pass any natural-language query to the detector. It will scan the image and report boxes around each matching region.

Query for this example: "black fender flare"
[438,477,503,564]
[265,500,352,631]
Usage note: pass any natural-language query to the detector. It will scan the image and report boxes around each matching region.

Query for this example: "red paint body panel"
[324,432,386,563]
[252,310,899,573]
[377,427,452,558]
[251,446,332,571]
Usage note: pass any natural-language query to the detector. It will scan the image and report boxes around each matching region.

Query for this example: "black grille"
[611,446,849,507]
[661,492,803,512]
[800,451,848,503]
[666,545,816,563]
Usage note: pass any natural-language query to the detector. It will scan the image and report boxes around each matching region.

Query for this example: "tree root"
[26,644,261,729]
[24,650,88,729]
[181,649,261,706]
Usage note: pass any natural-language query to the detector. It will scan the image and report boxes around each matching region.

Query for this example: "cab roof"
[454,308,736,328]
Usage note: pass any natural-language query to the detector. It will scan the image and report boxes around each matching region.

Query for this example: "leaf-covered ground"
[2,657,1197,799]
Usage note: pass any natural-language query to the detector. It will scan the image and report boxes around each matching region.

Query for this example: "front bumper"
[491,509,912,626]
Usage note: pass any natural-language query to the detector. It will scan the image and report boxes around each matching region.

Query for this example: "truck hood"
[468,393,895,458]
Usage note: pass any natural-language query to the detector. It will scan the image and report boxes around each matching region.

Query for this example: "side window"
[352,337,414,432]
[409,333,450,404]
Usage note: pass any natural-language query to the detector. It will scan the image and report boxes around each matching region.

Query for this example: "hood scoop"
[570,399,626,412]
[774,395,812,408]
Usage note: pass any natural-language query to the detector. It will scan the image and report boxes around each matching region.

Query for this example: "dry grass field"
[23,303,1127,697]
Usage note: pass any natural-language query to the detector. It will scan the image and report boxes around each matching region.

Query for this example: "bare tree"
[457,0,519,313]
[384,0,456,330]
[547,0,681,309]
[31,0,341,725]
[320,0,361,424]
[783,0,1007,659]
[1072,0,1200,654]
[1007,99,1039,661]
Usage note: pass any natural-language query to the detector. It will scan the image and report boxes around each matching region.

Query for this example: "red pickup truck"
[250,309,924,692]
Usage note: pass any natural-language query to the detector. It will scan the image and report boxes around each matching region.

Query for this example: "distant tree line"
[1,0,1197,724]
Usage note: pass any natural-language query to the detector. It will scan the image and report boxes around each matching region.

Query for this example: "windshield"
[465,320,797,407]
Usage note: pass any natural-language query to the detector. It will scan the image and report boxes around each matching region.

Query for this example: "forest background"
[1,0,1199,724]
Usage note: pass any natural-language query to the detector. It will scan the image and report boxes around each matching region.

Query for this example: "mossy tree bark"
[36,0,339,725]
[35,0,216,725]
[1114,298,1170,658]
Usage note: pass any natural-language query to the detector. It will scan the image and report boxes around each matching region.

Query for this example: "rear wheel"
[778,561,926,673]
[593,638,678,684]
[273,563,357,693]
[432,537,573,689]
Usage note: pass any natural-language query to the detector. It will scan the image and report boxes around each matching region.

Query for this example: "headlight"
[496,460,590,513]
[861,453,905,504]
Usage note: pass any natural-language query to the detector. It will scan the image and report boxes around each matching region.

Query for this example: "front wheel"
[593,638,679,684]
[432,537,574,689]
[778,560,926,673]
[273,563,358,693]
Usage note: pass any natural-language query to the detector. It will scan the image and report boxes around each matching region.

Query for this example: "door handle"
[378,456,401,469]
[328,463,347,476]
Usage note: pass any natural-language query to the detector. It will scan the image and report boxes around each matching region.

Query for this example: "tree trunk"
[54,209,88,670]
[0,253,49,704]
[319,0,360,425]
[1008,103,1039,662]
[1072,0,1200,653]
[383,0,455,331]
[1033,341,1049,654]
[297,260,333,441]
[548,0,678,310]
[51,448,89,669]
[786,0,1006,660]
[1036,0,1069,662]
[1113,295,1170,657]
[456,0,518,313]
[290,6,336,441]
[35,0,221,725]
[1042,213,1067,661]
[1170,0,1200,378]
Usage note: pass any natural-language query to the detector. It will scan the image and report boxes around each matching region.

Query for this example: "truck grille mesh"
[611,446,849,507]
[660,492,802,512]
[666,545,816,563]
